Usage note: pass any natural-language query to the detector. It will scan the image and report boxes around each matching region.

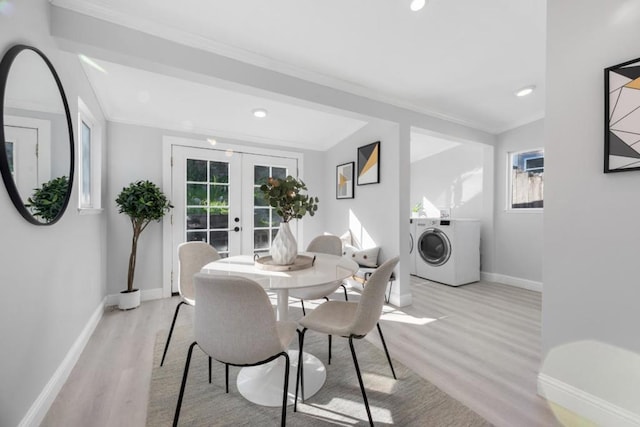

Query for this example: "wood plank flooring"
[41,277,559,426]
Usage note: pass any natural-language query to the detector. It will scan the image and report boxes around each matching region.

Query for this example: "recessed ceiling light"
[207,138,217,146]
[515,85,536,97]
[410,0,426,11]
[252,108,268,118]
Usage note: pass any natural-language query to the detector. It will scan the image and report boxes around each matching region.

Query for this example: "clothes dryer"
[414,218,480,286]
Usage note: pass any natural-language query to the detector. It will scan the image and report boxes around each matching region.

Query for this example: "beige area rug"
[147,321,491,426]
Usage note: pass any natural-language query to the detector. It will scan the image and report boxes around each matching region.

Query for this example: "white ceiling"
[55,0,546,151]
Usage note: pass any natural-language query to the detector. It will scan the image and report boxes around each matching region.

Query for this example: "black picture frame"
[604,57,640,173]
[336,161,354,199]
[357,141,380,185]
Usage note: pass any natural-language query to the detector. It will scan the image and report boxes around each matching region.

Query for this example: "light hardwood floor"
[42,277,559,426]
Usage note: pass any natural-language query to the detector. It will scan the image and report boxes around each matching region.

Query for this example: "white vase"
[271,222,298,265]
[118,289,141,310]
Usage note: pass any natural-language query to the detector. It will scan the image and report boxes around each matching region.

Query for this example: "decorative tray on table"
[254,255,315,271]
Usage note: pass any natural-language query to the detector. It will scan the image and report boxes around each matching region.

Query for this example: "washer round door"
[418,227,451,266]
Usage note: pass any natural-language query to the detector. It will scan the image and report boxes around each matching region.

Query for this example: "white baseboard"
[18,298,106,427]
[105,287,165,306]
[537,373,640,427]
[481,271,543,292]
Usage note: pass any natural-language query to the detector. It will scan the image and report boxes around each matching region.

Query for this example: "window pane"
[209,184,228,205]
[186,231,207,242]
[510,150,544,209]
[209,207,228,229]
[254,187,267,207]
[254,229,270,250]
[187,159,207,182]
[272,167,287,180]
[186,183,207,205]
[255,165,269,185]
[209,161,228,183]
[81,121,91,206]
[186,207,207,230]
[254,208,270,228]
[209,231,228,252]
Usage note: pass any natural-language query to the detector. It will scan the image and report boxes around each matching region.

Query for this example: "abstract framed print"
[357,141,380,185]
[336,161,354,199]
[605,57,640,172]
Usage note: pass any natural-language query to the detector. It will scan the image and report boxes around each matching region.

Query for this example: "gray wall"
[0,1,108,426]
[494,120,544,284]
[106,122,326,297]
[543,0,640,419]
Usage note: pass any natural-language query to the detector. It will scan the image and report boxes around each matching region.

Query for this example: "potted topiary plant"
[115,180,172,310]
[260,175,318,265]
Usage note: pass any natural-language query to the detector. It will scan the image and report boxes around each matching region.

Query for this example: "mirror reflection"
[0,45,74,224]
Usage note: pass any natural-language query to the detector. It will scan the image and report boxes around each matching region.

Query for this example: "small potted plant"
[260,175,319,265]
[115,180,172,309]
[25,175,69,223]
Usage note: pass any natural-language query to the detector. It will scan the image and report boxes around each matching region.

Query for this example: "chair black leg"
[349,337,374,427]
[328,335,332,365]
[173,341,197,427]
[323,296,329,301]
[225,364,229,393]
[280,352,290,427]
[301,300,306,316]
[294,328,307,412]
[376,323,396,379]
[208,357,212,383]
[161,301,186,366]
[341,283,349,301]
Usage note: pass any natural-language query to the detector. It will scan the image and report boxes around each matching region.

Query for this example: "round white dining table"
[200,252,359,407]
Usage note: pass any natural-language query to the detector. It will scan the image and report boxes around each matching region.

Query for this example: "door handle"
[233,226,240,232]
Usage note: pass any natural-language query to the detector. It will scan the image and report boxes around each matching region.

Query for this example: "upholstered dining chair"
[294,256,399,427]
[289,235,349,315]
[173,273,297,427]
[160,241,220,367]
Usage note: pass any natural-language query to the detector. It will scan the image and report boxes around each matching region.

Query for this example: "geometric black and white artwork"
[605,57,640,173]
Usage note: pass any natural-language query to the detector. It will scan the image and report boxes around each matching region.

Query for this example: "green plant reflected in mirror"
[0,45,74,225]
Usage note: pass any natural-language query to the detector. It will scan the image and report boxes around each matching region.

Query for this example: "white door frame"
[161,135,304,297]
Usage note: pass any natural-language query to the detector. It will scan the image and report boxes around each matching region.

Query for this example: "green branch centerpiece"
[260,175,318,265]
[116,180,172,309]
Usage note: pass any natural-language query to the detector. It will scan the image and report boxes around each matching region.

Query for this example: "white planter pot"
[118,289,141,310]
[270,222,297,265]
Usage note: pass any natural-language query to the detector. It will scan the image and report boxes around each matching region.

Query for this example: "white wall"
[541,1,640,424]
[106,122,326,297]
[324,120,412,306]
[0,2,108,425]
[493,120,544,287]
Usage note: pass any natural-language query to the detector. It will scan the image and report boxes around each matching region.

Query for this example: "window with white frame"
[78,97,102,212]
[507,148,544,210]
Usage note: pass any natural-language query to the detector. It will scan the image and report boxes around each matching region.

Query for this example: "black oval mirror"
[0,45,74,225]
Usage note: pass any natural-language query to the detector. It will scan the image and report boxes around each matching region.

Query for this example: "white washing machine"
[414,218,480,286]
[409,218,417,275]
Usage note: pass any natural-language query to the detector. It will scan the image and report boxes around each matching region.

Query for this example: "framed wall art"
[336,161,354,199]
[357,141,380,185]
[605,57,640,173]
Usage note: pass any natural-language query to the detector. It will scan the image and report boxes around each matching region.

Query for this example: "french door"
[170,145,297,292]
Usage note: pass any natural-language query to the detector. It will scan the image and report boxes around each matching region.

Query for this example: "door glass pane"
[254,208,270,228]
[186,183,207,205]
[209,207,228,229]
[254,165,269,185]
[254,187,267,207]
[254,229,270,250]
[186,231,207,242]
[187,159,207,181]
[272,167,286,180]
[209,161,228,183]
[186,207,207,230]
[209,230,229,252]
[209,184,228,205]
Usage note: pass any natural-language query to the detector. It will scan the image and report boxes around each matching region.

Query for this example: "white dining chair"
[173,273,297,427]
[289,235,349,315]
[294,256,399,426]
[160,241,220,367]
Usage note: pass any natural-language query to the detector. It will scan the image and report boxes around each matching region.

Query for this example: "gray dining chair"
[160,241,220,367]
[294,256,399,426]
[289,235,349,315]
[173,273,297,427]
